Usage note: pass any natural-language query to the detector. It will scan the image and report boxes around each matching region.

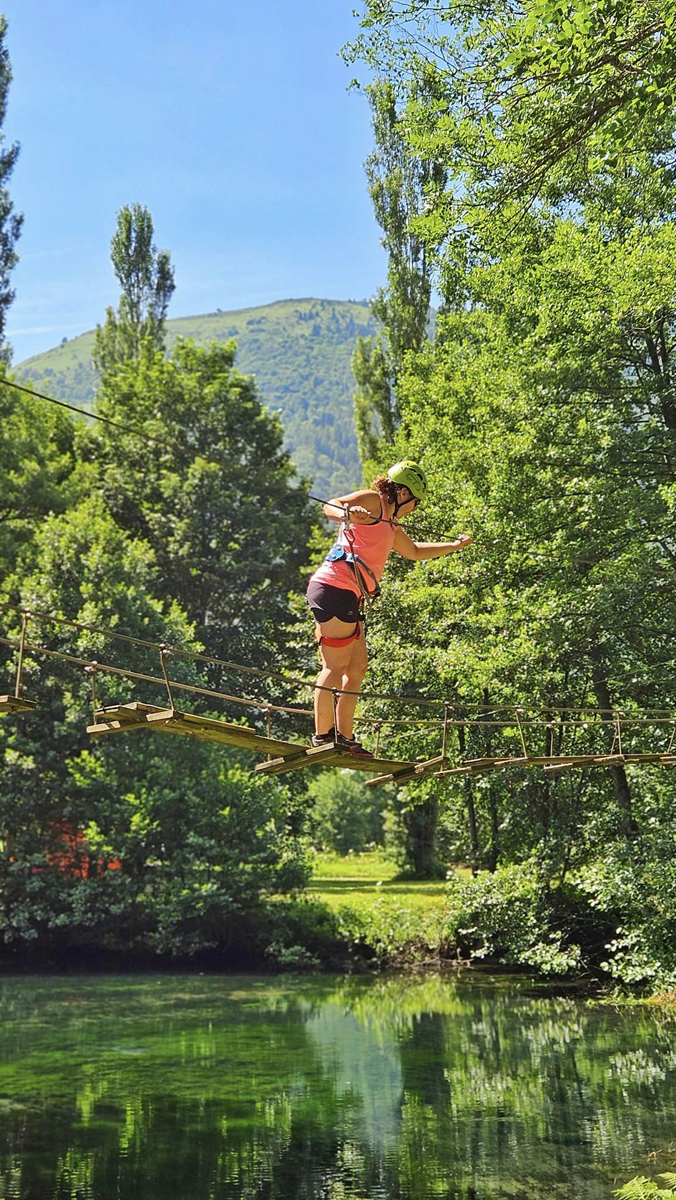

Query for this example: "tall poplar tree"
[352,79,445,470]
[0,16,22,364]
[93,204,175,375]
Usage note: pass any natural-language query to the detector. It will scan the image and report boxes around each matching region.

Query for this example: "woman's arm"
[393,526,473,561]
[323,490,381,523]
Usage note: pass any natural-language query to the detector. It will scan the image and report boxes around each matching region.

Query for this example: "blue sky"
[2,0,384,363]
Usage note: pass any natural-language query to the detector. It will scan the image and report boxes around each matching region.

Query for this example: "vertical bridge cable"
[14,611,30,701]
[441,704,450,763]
[159,646,176,714]
[515,707,529,760]
[84,662,99,721]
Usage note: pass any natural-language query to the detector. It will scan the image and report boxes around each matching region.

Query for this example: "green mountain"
[16,298,379,497]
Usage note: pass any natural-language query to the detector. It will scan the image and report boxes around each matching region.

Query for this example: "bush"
[444,860,583,975]
[442,841,676,990]
[576,846,676,988]
[307,771,387,854]
[615,1174,676,1198]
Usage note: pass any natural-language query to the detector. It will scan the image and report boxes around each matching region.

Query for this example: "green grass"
[308,849,450,916]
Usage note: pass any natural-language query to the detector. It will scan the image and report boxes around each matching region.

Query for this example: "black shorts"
[306,580,361,625]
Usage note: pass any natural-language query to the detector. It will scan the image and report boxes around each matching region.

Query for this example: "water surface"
[0,973,673,1199]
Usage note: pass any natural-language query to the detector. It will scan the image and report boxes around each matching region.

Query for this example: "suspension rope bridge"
[1,602,675,786]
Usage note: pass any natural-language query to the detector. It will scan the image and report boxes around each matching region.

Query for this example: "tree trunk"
[403,795,439,877]
[589,647,637,836]
[458,723,480,864]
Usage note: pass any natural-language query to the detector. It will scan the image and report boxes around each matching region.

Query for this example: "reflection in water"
[0,974,672,1198]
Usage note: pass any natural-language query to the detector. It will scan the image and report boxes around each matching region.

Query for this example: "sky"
[1,0,385,363]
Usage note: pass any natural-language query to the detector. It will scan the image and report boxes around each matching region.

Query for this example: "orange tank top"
[310,497,397,597]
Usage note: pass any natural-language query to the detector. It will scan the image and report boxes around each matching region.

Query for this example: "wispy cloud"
[7,322,86,336]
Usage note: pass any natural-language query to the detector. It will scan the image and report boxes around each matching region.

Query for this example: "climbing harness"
[324,541,381,601]
[316,502,383,648]
[319,623,362,649]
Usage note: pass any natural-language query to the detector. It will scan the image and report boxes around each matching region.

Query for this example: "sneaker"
[311,729,336,748]
[336,732,374,759]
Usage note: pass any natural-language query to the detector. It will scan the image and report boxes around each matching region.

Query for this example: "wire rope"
[1,599,674,719]
[0,634,313,719]
[1,375,179,452]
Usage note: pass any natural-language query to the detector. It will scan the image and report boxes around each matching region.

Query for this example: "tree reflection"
[0,976,673,1199]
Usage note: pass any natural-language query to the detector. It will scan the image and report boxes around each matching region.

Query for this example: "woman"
[306,460,472,758]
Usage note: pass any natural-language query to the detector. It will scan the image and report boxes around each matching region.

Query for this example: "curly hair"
[372,474,400,506]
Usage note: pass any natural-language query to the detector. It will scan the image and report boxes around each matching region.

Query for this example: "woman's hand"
[455,533,473,549]
[347,505,373,523]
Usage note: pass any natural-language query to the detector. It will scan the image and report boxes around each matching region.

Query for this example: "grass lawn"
[308,849,451,917]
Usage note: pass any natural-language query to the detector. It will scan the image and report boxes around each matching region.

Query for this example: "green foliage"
[352,334,395,469]
[307,771,387,854]
[354,172,676,885]
[351,77,442,474]
[92,204,175,375]
[0,320,315,959]
[576,843,676,987]
[86,337,315,675]
[301,850,449,965]
[334,894,445,963]
[0,496,311,958]
[0,16,21,363]
[365,77,443,373]
[615,1175,676,1199]
[346,0,676,229]
[0,386,75,578]
[445,861,583,974]
[19,298,379,497]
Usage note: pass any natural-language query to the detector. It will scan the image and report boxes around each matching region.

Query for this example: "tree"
[85,338,316,687]
[0,17,22,364]
[352,335,395,467]
[0,499,309,958]
[360,195,676,872]
[93,204,175,375]
[352,78,444,470]
[346,0,676,230]
[0,386,75,587]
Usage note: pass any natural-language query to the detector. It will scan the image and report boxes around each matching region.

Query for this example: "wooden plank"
[87,718,152,738]
[255,742,417,778]
[88,702,303,757]
[544,753,626,773]
[364,754,448,789]
[255,744,341,777]
[142,710,301,755]
[438,762,502,778]
[0,695,37,713]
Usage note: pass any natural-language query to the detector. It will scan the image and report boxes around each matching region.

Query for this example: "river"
[0,972,673,1198]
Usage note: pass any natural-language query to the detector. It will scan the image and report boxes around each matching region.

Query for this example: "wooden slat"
[364,754,448,789]
[87,702,303,757]
[0,695,37,713]
[255,742,417,778]
[255,743,342,776]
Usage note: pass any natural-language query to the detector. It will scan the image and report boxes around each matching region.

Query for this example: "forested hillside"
[16,298,378,496]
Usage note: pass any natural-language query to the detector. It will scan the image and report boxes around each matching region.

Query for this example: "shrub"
[444,860,583,975]
[614,1174,676,1198]
[307,771,387,854]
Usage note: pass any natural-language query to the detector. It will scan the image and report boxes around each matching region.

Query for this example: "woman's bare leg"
[336,634,369,739]
[313,617,360,735]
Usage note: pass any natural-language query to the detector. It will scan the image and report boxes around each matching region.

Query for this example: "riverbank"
[266,850,461,970]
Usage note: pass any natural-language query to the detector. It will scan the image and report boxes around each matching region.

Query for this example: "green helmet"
[387,460,428,502]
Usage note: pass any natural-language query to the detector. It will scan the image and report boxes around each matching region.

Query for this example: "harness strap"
[325,541,380,602]
[320,624,361,648]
